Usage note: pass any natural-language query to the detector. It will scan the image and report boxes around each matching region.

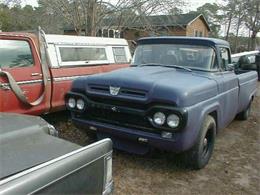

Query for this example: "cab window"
[0,40,34,69]
[58,46,108,66]
[112,47,127,63]
[220,47,230,70]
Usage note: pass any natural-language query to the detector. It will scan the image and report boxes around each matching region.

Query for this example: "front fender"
[179,99,220,152]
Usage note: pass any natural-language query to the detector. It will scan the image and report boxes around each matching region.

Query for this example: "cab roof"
[0,32,39,47]
[45,34,128,46]
[0,32,36,38]
[231,50,260,58]
[137,36,229,47]
[0,32,128,46]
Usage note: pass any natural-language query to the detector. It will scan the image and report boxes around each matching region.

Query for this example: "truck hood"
[73,66,218,107]
[0,113,47,134]
[0,113,80,180]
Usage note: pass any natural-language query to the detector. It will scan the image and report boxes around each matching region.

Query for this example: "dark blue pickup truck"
[66,37,258,169]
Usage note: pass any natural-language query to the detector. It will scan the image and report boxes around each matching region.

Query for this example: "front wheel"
[237,101,251,120]
[182,115,216,170]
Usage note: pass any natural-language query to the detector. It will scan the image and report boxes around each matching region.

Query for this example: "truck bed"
[237,71,258,113]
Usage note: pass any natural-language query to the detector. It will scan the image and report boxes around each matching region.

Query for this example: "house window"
[113,47,127,63]
[194,30,198,37]
[97,29,102,37]
[109,29,114,38]
[97,29,121,38]
[194,30,203,37]
[120,31,124,38]
[103,29,108,37]
[115,30,120,38]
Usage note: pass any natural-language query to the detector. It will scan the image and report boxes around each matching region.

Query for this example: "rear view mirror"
[226,63,235,71]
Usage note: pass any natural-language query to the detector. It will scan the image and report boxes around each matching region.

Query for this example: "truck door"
[218,47,239,126]
[0,36,49,114]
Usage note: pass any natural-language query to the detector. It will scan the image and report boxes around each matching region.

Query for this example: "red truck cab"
[0,31,131,115]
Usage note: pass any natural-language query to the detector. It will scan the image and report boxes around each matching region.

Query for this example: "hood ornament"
[109,86,120,96]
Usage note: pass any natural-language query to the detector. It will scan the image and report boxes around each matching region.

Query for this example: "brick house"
[121,13,210,41]
[64,13,210,41]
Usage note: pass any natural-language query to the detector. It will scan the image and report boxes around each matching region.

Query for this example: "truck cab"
[66,37,258,169]
[0,31,131,115]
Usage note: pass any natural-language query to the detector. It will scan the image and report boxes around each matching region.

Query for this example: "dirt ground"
[44,83,260,195]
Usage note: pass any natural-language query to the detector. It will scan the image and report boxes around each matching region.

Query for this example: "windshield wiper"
[131,63,158,67]
[167,64,192,72]
[139,63,164,67]
[133,63,192,72]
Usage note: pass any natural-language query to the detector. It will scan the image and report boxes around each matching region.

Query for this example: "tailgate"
[0,139,112,195]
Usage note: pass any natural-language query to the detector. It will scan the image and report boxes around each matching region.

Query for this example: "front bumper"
[72,116,186,153]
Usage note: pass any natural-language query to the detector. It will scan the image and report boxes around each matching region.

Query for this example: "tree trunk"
[234,4,244,53]
[87,0,96,36]
[225,13,232,41]
[250,31,257,50]
[247,29,251,50]
[234,7,243,53]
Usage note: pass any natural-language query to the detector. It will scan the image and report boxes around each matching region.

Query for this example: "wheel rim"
[202,128,213,158]
[246,104,251,117]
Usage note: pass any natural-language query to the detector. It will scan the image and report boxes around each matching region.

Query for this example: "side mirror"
[226,63,235,71]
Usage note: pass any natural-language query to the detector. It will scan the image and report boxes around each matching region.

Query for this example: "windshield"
[132,44,216,71]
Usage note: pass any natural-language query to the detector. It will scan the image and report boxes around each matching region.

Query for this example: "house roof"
[63,13,211,32]
[103,13,210,31]
[132,13,201,26]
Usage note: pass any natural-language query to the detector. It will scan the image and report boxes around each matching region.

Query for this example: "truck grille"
[87,96,148,110]
[88,84,147,98]
[78,88,177,133]
[82,107,156,133]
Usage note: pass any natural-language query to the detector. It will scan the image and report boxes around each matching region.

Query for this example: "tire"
[182,115,216,170]
[85,131,97,140]
[237,101,251,120]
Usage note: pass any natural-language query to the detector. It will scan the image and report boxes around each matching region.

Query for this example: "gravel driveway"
[44,83,260,195]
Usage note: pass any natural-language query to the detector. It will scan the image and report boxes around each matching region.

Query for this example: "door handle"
[31,72,42,77]
[23,90,29,95]
[0,82,11,90]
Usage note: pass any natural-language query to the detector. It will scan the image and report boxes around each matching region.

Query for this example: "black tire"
[237,101,251,120]
[85,130,97,139]
[182,115,216,170]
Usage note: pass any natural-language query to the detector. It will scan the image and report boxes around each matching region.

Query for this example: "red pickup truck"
[0,29,131,115]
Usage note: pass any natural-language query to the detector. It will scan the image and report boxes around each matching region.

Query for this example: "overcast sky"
[22,0,222,11]
[184,0,222,12]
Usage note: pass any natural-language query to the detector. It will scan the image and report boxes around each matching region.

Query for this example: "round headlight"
[76,99,85,110]
[167,114,180,128]
[153,112,166,125]
[68,98,76,108]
